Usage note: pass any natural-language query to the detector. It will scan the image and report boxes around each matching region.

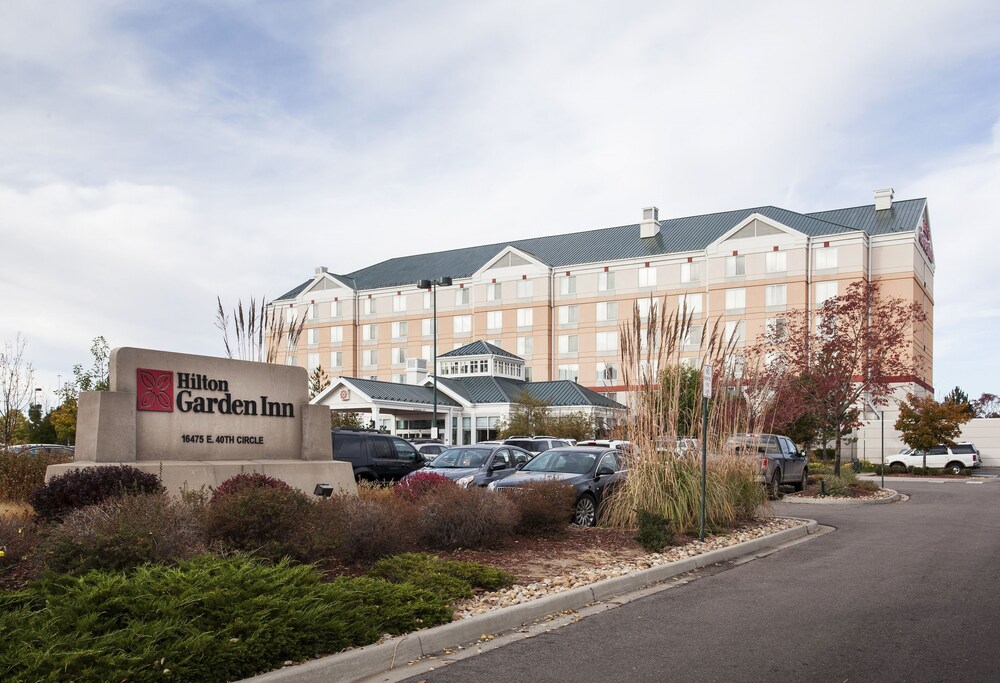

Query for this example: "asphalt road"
[401,480,1000,683]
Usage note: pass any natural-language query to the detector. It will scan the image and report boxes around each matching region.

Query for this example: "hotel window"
[637,297,658,319]
[725,288,746,313]
[638,265,657,287]
[558,334,579,354]
[517,279,533,298]
[596,301,618,322]
[815,246,838,270]
[517,336,533,357]
[423,292,432,309]
[362,298,376,315]
[597,361,618,382]
[557,305,579,325]
[765,284,787,308]
[306,304,316,320]
[599,271,616,291]
[765,251,787,273]
[330,351,343,368]
[362,323,377,341]
[286,307,297,323]
[362,349,378,367]
[421,318,434,336]
[517,308,533,327]
[638,359,658,380]
[726,354,746,379]
[487,310,503,330]
[331,300,341,317]
[523,366,533,381]
[558,364,580,382]
[307,328,319,346]
[392,294,406,312]
[724,320,745,345]
[307,353,319,370]
[766,317,787,340]
[684,325,703,347]
[395,373,407,384]
[391,321,408,339]
[725,255,746,277]
[453,315,472,333]
[421,345,431,360]
[560,275,576,295]
[677,293,703,315]
[680,261,702,283]
[596,331,617,352]
[455,288,471,306]
[330,326,343,344]
[391,347,407,365]
[815,281,837,305]
[489,338,503,349]
[486,283,502,301]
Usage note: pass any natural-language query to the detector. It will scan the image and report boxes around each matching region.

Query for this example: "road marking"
[967,481,985,485]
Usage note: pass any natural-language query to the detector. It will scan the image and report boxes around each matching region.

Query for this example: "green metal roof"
[439,340,521,360]
[343,377,459,407]
[436,376,624,409]
[275,198,926,297]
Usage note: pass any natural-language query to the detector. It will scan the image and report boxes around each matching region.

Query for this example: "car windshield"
[429,448,490,468]
[521,450,597,474]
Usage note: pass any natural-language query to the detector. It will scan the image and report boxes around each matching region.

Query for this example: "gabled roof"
[439,340,521,360]
[277,198,927,294]
[435,376,624,409]
[340,377,460,407]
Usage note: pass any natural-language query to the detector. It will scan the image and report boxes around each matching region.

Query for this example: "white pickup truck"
[887,443,981,474]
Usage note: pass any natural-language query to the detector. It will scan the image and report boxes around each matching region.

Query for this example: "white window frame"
[453,315,472,333]
[517,308,533,327]
[558,334,579,354]
[558,364,580,382]
[598,271,615,291]
[362,298,375,316]
[815,281,837,305]
[725,255,746,277]
[392,294,407,313]
[596,331,617,352]
[391,347,407,365]
[815,246,838,270]
[680,261,701,283]
[486,282,502,302]
[725,288,746,313]
[560,276,576,295]
[557,305,579,325]
[362,323,377,341]
[517,279,534,298]
[724,320,746,345]
[487,310,503,330]
[455,288,470,306]
[765,251,787,273]
[596,301,618,322]
[517,336,533,357]
[330,351,343,368]
[677,293,703,315]
[391,321,408,339]
[638,266,657,287]
[765,284,787,308]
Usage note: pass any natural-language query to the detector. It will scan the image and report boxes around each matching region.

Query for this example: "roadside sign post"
[700,365,712,542]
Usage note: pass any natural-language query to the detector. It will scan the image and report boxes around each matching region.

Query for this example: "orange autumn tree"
[756,279,926,476]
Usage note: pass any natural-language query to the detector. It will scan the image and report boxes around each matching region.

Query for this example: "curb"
[243,518,819,683]
[782,489,899,505]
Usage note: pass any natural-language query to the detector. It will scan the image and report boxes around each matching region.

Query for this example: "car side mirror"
[596,465,615,478]
[799,450,807,458]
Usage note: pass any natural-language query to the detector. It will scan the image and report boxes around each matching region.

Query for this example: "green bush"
[634,509,674,553]
[27,465,164,523]
[204,487,315,562]
[823,475,850,497]
[40,494,204,574]
[856,480,879,492]
[0,554,453,682]
[0,448,73,502]
[367,553,514,603]
[416,485,517,550]
[0,512,39,575]
[503,481,576,537]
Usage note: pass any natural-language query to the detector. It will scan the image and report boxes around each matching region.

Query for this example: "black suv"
[331,429,423,482]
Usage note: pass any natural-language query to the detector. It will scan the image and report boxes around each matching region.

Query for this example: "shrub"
[204,487,315,562]
[393,471,455,502]
[0,512,39,575]
[415,485,517,550]
[40,494,205,574]
[824,475,850,497]
[856,480,879,493]
[504,480,575,537]
[210,472,291,501]
[368,553,514,603]
[27,465,164,523]
[635,509,674,553]
[0,448,73,502]
[0,554,453,683]
[333,494,414,564]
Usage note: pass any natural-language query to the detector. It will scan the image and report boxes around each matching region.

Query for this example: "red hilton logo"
[137,368,174,412]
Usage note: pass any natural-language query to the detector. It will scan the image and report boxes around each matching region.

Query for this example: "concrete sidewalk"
[243,518,819,683]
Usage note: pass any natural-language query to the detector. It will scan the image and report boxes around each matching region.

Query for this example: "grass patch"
[367,552,515,603]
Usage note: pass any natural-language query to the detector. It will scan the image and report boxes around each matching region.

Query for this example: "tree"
[69,336,110,394]
[757,279,927,475]
[16,403,58,444]
[0,333,35,446]
[331,411,366,430]
[547,411,596,441]
[895,394,973,466]
[50,397,78,445]
[971,393,1000,419]
[497,392,553,438]
[309,365,330,399]
[656,364,701,436]
[215,296,305,363]
[943,386,975,418]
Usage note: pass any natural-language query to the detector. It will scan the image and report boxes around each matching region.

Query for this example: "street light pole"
[417,276,452,441]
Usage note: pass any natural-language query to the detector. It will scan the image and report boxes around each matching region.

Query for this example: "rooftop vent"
[640,206,660,238]
[874,188,894,211]
[315,266,328,275]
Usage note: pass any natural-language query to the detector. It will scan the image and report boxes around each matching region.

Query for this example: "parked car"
[887,443,981,474]
[330,429,423,482]
[726,433,808,498]
[414,442,447,460]
[488,446,627,526]
[7,443,75,458]
[412,443,534,488]
[502,436,573,454]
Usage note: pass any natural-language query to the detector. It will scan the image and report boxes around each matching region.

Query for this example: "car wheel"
[573,494,597,527]
[793,468,807,492]
[768,471,782,500]
[946,462,964,475]
[889,462,906,473]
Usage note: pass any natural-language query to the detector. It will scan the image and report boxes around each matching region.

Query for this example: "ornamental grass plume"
[600,296,770,534]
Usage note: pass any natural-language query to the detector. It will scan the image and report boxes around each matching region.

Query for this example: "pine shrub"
[634,509,674,553]
[368,553,514,603]
[40,494,205,574]
[27,465,164,523]
[503,480,576,537]
[415,485,517,550]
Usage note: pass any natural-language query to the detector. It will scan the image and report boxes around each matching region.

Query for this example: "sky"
[1,0,998,406]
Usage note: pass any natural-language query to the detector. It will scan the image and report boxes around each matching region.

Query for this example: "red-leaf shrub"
[416,485,517,550]
[393,471,455,502]
[332,495,415,564]
[504,481,576,537]
[28,465,165,523]
[0,512,39,577]
[211,472,292,501]
[205,486,315,562]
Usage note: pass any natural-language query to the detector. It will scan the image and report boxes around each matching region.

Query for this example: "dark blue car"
[414,444,533,488]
